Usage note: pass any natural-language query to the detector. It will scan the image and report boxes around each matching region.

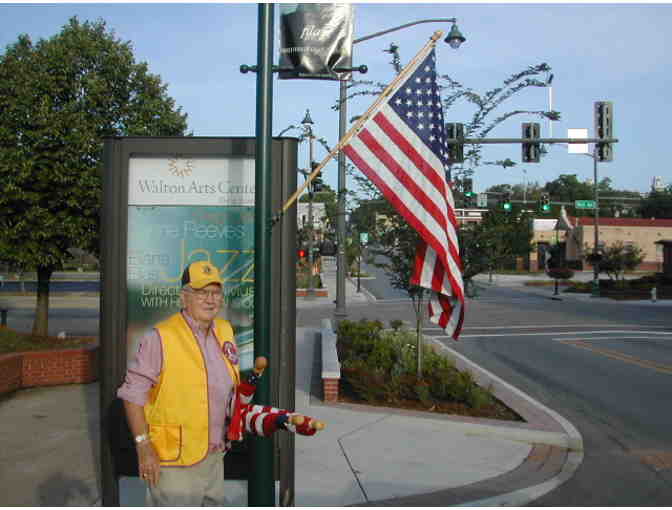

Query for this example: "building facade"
[561,216,672,272]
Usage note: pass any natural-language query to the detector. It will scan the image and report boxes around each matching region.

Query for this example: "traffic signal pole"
[445,136,618,145]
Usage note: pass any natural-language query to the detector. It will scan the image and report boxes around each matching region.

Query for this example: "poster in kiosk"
[100,137,298,506]
[126,156,256,369]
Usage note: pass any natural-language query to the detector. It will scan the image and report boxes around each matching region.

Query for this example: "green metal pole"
[592,148,600,297]
[250,3,275,506]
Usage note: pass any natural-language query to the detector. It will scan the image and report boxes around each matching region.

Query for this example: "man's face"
[182,283,223,325]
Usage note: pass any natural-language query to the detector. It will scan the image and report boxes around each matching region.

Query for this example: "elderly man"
[117,260,239,506]
[118,260,324,506]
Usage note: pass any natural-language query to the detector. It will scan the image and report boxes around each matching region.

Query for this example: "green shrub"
[296,272,322,289]
[414,381,433,407]
[389,319,405,331]
[337,319,495,410]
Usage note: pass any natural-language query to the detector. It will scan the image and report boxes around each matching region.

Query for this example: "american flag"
[342,48,465,339]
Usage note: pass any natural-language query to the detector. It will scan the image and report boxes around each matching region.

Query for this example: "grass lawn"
[0,327,96,355]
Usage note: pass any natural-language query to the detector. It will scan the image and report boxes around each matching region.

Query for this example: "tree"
[638,187,672,219]
[367,203,426,377]
[439,63,559,180]
[544,174,593,203]
[0,17,188,336]
[459,208,534,281]
[299,184,338,232]
[585,241,645,283]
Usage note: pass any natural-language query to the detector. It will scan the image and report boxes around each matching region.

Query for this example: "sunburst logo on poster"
[168,157,193,178]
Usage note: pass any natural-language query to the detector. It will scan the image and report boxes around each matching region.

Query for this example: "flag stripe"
[344,132,463,293]
[342,141,447,264]
[372,107,462,265]
[374,110,447,198]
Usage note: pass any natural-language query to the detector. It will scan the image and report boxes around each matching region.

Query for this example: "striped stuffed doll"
[226,357,325,444]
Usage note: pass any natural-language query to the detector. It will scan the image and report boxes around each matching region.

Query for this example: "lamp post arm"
[353,18,457,44]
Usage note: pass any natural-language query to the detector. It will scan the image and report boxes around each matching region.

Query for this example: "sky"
[1,1,670,198]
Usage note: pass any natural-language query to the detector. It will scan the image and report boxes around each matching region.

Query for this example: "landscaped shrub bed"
[336,319,522,421]
[564,274,672,298]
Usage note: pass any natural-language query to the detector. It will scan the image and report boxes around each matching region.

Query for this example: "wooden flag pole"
[272,30,444,224]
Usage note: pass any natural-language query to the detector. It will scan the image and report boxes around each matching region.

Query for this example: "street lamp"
[334,18,466,321]
[301,109,316,297]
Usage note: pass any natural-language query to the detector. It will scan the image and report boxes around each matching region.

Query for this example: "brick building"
[529,210,672,272]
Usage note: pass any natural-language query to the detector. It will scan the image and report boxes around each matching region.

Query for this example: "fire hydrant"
[651,286,657,303]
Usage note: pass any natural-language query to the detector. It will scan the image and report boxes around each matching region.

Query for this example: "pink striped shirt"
[117,311,235,451]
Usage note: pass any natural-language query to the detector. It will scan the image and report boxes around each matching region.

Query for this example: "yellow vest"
[144,312,240,466]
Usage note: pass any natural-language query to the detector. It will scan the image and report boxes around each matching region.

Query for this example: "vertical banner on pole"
[279,3,353,80]
[126,156,256,370]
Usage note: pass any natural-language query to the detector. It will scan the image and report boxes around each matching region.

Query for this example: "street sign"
[575,199,596,209]
[359,232,369,245]
[477,193,488,208]
[567,128,589,154]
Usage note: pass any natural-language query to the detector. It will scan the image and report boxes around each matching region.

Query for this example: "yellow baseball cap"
[181,261,222,289]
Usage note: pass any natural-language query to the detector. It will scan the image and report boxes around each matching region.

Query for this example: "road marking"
[553,336,670,342]
[429,330,672,339]
[425,324,671,331]
[558,339,672,375]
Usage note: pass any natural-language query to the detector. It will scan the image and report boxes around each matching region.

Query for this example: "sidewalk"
[0,264,585,506]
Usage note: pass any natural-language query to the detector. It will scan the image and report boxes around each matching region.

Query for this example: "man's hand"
[137,440,161,487]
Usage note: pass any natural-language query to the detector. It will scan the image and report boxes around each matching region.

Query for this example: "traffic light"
[594,101,614,162]
[297,247,307,260]
[540,193,551,213]
[311,175,324,193]
[502,192,512,213]
[446,122,465,164]
[521,122,541,163]
[463,178,475,207]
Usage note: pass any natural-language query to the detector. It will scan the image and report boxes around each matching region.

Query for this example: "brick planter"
[296,289,328,297]
[323,378,339,403]
[0,345,99,397]
[320,319,341,402]
[0,353,23,395]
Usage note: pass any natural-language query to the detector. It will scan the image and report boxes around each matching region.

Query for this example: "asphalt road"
[0,281,100,293]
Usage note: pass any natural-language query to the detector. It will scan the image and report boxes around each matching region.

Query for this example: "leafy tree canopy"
[459,208,534,280]
[638,187,672,219]
[585,241,645,282]
[0,17,188,334]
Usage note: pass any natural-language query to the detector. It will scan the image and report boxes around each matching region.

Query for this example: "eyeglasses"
[185,288,223,301]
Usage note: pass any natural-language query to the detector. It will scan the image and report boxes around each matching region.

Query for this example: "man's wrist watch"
[134,433,149,445]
